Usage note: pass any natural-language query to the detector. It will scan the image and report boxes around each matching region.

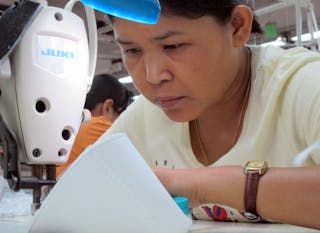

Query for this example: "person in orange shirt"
[56,74,134,177]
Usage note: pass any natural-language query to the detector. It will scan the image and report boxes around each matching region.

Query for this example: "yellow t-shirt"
[102,46,320,167]
[56,116,112,177]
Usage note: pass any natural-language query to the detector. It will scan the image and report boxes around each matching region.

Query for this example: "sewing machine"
[0,0,160,212]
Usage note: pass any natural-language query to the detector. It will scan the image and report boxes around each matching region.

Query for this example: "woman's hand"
[153,167,205,207]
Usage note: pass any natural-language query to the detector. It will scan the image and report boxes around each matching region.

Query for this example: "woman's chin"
[163,110,194,123]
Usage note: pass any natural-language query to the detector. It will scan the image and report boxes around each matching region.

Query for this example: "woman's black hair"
[84,74,134,114]
[109,0,262,34]
[160,0,262,34]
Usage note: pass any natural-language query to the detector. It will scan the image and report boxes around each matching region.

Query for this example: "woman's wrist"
[196,166,246,210]
[154,166,246,211]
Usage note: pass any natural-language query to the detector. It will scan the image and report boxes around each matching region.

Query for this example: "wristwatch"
[243,160,268,220]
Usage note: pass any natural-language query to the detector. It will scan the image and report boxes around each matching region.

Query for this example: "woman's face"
[113,14,239,122]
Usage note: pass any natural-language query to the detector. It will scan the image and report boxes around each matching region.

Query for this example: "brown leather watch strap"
[244,170,260,215]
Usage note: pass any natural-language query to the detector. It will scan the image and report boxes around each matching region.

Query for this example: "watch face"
[245,161,268,175]
[247,161,266,168]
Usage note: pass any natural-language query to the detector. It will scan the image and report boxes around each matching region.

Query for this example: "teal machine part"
[173,197,190,215]
[80,0,161,24]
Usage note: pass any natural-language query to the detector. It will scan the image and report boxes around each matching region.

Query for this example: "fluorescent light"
[291,31,320,42]
[260,37,286,47]
[119,76,133,84]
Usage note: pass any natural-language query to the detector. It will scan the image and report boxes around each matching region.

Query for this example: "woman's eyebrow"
[116,38,133,45]
[151,31,185,41]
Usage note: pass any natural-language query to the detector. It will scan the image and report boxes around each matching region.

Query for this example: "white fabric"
[29,134,192,233]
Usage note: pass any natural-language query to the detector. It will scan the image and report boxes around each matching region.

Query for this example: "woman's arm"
[153,166,320,229]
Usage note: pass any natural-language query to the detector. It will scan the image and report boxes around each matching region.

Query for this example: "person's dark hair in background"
[84,74,134,116]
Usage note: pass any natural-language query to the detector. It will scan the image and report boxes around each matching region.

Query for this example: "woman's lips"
[156,96,185,109]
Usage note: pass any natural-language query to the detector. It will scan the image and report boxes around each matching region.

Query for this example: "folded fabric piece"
[29,133,192,233]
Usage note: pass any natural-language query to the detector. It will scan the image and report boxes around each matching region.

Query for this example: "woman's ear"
[101,99,114,116]
[230,5,253,47]
[101,99,119,122]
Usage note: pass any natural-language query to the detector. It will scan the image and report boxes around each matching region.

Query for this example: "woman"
[99,0,320,229]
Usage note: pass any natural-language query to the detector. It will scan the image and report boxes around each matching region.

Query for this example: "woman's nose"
[145,54,172,84]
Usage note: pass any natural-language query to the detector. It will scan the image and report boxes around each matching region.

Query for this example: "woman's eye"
[124,48,141,56]
[164,44,184,50]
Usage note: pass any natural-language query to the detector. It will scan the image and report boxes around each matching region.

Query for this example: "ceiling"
[1,0,320,93]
